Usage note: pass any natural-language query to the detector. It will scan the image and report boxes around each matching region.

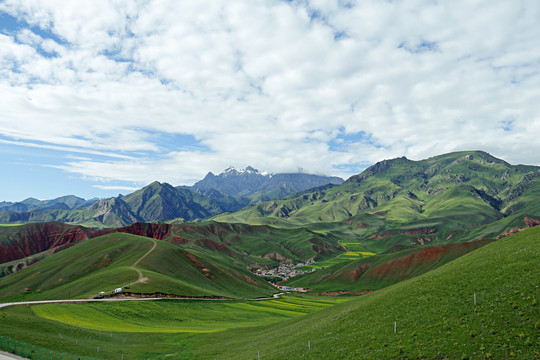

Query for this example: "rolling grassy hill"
[160,221,344,265]
[0,221,345,274]
[0,232,275,301]
[0,217,537,359]
[287,238,494,293]
[214,151,540,254]
[215,151,540,227]
[194,224,540,359]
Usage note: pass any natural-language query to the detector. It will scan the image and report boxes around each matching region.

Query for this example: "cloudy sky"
[1,0,539,201]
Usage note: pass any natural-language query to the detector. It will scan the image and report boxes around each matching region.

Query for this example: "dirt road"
[131,238,157,284]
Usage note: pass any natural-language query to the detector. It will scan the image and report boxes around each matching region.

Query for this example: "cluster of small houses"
[252,260,314,292]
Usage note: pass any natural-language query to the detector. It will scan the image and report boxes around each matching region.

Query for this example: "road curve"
[0,350,28,360]
[131,238,157,284]
[0,292,286,309]
[0,297,164,309]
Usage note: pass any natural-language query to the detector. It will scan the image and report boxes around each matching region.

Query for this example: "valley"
[0,151,539,359]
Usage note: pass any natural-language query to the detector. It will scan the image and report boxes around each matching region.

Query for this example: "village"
[251,260,316,292]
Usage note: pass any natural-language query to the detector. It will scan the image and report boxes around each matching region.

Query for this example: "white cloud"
[0,0,539,189]
[0,138,135,159]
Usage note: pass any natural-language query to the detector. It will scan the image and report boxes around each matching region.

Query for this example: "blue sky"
[0,0,539,201]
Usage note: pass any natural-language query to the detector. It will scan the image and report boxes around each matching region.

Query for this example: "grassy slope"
[0,233,274,301]
[195,225,540,359]
[0,220,345,275]
[32,296,346,334]
[287,238,494,292]
[0,295,345,360]
[214,151,540,237]
[290,214,537,277]
[168,221,344,266]
[0,227,537,359]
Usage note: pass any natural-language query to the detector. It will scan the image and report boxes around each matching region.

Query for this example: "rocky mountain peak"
[222,166,266,177]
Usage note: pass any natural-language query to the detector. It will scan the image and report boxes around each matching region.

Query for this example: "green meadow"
[2,227,538,359]
[299,241,375,271]
[0,232,275,302]
[33,296,345,333]
[194,225,540,359]
[0,295,346,359]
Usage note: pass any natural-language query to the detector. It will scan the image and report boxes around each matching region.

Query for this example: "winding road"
[0,238,162,310]
[0,296,167,309]
[0,237,291,311]
[130,238,157,285]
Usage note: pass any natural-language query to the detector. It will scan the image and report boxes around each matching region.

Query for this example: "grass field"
[0,295,346,359]
[194,225,540,359]
[299,242,376,270]
[0,226,538,359]
[33,296,346,333]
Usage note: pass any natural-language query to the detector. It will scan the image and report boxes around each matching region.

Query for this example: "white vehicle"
[114,288,122,293]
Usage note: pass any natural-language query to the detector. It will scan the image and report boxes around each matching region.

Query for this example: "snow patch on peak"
[224,166,238,173]
[221,166,269,177]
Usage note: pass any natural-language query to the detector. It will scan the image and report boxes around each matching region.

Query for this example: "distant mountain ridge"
[190,166,344,197]
[215,151,540,250]
[3,153,539,232]
[0,195,98,213]
[0,167,343,228]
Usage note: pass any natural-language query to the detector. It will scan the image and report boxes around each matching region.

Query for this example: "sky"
[1,0,539,202]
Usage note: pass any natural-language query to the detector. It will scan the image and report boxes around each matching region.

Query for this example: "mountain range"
[0,167,344,228]
[191,166,343,197]
[215,151,540,240]
[0,195,98,212]
[2,150,539,280]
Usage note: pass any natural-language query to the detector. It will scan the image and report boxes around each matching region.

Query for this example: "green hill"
[0,220,345,276]
[214,151,540,252]
[216,151,540,225]
[2,151,539,233]
[287,238,494,292]
[0,232,275,301]
[0,225,537,359]
[195,225,540,359]
[163,221,344,266]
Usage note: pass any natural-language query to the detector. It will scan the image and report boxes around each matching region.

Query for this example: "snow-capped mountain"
[191,166,344,196]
